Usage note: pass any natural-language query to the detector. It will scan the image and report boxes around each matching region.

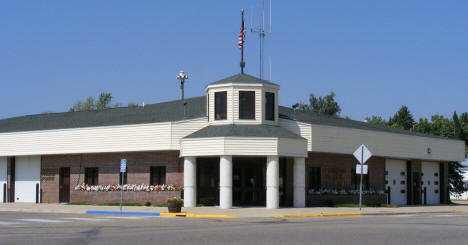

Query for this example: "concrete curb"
[272,213,362,218]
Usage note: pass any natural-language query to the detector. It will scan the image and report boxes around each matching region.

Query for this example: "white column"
[219,155,233,209]
[293,157,306,208]
[183,156,197,208]
[266,156,279,209]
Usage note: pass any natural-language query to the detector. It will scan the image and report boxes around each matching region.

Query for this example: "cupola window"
[215,91,227,120]
[239,91,255,120]
[265,92,275,121]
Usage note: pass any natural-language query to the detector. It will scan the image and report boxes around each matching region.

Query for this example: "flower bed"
[307,189,387,207]
[74,184,182,192]
[71,184,183,205]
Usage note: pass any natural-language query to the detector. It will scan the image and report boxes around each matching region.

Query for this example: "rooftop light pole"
[176,70,188,101]
[176,71,189,118]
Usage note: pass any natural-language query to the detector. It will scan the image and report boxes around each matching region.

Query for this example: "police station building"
[0,73,465,208]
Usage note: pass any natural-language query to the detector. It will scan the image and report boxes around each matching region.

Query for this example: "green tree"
[69,92,122,112]
[388,106,415,130]
[364,115,387,126]
[96,92,113,110]
[297,92,341,116]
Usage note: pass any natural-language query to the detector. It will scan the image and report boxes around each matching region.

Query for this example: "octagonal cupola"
[206,73,279,125]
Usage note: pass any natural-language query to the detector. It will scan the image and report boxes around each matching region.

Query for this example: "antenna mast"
[251,0,271,80]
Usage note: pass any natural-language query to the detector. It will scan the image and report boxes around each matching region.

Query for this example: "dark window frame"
[150,166,166,186]
[214,91,227,120]
[84,168,99,186]
[239,91,256,120]
[309,167,321,190]
[265,92,275,121]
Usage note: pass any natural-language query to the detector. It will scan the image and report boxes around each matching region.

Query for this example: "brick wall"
[306,152,385,191]
[41,151,182,204]
[70,191,181,205]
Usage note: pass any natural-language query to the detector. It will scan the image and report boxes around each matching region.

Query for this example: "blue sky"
[1,1,467,121]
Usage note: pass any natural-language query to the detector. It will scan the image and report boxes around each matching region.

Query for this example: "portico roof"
[184,124,304,139]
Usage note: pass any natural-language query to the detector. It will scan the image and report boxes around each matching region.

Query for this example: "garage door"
[385,159,407,205]
[15,156,41,203]
[0,157,6,203]
[421,161,440,205]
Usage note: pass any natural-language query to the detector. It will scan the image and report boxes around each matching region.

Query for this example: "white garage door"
[15,156,41,203]
[385,159,407,205]
[0,157,6,203]
[421,161,440,205]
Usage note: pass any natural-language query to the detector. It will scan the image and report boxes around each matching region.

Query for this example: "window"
[215,91,227,120]
[150,166,166,185]
[351,168,369,190]
[309,167,321,190]
[239,91,255,120]
[84,168,98,185]
[119,167,127,185]
[265,92,275,121]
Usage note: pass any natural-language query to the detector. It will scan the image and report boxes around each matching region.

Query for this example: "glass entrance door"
[233,157,266,206]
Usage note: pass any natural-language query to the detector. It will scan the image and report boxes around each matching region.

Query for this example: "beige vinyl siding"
[170,118,208,148]
[310,124,465,162]
[181,137,308,157]
[0,118,208,157]
[224,138,278,155]
[279,118,312,151]
[181,138,225,156]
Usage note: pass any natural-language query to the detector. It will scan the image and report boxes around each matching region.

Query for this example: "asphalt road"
[0,211,467,245]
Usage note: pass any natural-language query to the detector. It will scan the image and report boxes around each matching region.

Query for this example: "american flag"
[238,15,245,50]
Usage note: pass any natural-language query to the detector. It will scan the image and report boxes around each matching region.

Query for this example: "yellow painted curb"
[159,212,187,217]
[159,212,238,218]
[453,210,464,214]
[272,213,362,218]
[185,213,238,218]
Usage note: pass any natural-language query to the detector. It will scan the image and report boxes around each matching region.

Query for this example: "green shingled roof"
[0,96,206,133]
[207,73,279,87]
[184,124,305,139]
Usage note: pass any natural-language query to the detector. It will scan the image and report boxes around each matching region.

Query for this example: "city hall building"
[0,73,465,208]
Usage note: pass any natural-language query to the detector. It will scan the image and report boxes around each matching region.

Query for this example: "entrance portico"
[180,124,308,209]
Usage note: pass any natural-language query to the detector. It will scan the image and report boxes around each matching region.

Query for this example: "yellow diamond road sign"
[353,144,372,164]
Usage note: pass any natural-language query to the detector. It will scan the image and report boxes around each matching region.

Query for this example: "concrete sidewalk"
[0,203,467,218]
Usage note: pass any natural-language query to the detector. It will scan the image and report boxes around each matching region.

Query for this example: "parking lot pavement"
[0,212,467,245]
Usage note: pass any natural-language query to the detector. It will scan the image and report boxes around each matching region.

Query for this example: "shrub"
[167,197,183,205]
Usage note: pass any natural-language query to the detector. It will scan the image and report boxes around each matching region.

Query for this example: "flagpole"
[240,9,245,73]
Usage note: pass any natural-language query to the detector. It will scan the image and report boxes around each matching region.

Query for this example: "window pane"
[150,166,166,185]
[265,92,275,121]
[215,91,227,120]
[239,91,255,120]
[85,168,98,185]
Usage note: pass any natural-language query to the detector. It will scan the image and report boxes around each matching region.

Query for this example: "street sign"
[355,164,368,174]
[353,144,372,211]
[353,144,372,164]
[120,159,127,173]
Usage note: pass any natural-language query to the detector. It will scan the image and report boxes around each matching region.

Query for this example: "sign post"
[120,159,127,213]
[353,144,372,211]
